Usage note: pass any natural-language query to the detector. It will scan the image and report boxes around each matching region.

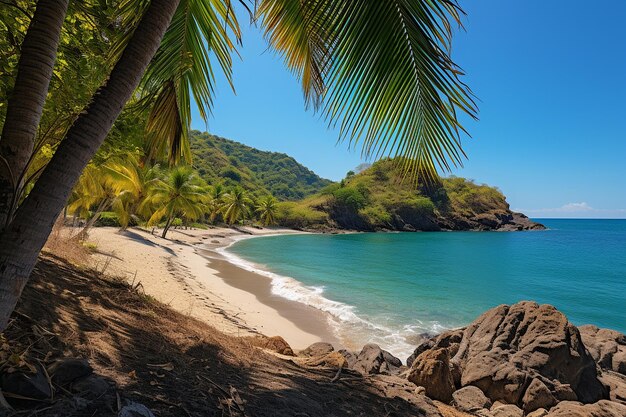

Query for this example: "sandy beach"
[85,225,337,350]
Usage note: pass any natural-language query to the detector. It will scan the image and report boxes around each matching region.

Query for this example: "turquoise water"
[225,219,626,358]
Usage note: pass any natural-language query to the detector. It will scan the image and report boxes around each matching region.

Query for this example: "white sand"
[86,226,327,349]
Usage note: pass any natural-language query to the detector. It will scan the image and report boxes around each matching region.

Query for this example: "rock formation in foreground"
[279,301,626,416]
[405,301,626,416]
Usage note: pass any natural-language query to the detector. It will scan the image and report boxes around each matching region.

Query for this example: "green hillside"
[275,158,544,232]
[190,131,332,200]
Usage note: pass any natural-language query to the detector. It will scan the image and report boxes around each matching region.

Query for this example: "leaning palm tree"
[222,187,252,225]
[103,157,161,229]
[143,167,206,238]
[0,0,477,329]
[256,195,278,226]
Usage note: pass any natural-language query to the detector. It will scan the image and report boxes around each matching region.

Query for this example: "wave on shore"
[216,236,443,359]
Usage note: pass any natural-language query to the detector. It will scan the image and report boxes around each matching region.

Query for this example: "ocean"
[223,219,626,359]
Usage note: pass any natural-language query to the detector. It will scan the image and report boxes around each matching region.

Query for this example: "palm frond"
[259,0,477,181]
[140,0,241,165]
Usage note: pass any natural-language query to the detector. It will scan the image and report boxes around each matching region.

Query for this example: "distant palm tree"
[144,167,206,238]
[256,195,278,226]
[206,184,225,223]
[222,187,252,225]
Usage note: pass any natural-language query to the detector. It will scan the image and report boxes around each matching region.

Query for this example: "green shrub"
[95,212,121,227]
[333,186,368,210]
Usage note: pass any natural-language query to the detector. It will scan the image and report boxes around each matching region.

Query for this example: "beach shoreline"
[85,225,339,351]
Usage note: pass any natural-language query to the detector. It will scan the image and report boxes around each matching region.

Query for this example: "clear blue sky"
[191,0,626,218]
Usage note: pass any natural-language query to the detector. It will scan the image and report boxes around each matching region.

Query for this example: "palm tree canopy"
[256,195,278,226]
[120,0,241,165]
[222,186,252,224]
[123,0,475,180]
[144,166,207,226]
[259,0,477,181]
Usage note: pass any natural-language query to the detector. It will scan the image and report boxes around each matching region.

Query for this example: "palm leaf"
[259,0,477,181]
[139,0,241,165]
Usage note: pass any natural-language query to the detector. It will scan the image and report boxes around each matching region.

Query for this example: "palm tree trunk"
[0,0,69,230]
[0,0,181,331]
[162,217,172,239]
[161,207,175,239]
[74,197,110,241]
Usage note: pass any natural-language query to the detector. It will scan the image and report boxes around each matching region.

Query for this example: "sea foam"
[216,235,438,359]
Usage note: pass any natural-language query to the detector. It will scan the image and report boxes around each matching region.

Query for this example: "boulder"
[452,385,491,412]
[527,409,548,417]
[252,336,294,356]
[579,325,626,374]
[522,378,557,413]
[338,349,357,368]
[0,362,52,400]
[451,302,607,405]
[118,401,156,417]
[47,358,93,386]
[598,370,626,405]
[71,374,111,398]
[352,344,402,375]
[407,329,463,367]
[299,342,334,358]
[407,347,455,402]
[544,400,626,416]
[490,403,523,417]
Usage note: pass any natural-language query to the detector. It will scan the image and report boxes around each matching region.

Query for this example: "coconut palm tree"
[0,0,70,229]
[256,195,278,226]
[222,187,252,225]
[0,0,477,329]
[103,156,161,229]
[206,184,225,223]
[144,167,206,238]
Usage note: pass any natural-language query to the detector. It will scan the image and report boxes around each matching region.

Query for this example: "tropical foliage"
[190,131,332,199]
[0,0,476,330]
[274,159,510,231]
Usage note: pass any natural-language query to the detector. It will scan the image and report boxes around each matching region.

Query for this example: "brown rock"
[490,403,523,417]
[452,302,606,405]
[452,385,492,412]
[352,344,402,375]
[552,383,578,401]
[598,370,626,405]
[338,349,357,368]
[522,378,557,413]
[299,342,334,358]
[407,347,455,402]
[407,329,463,367]
[579,325,626,374]
[252,336,295,356]
[527,409,548,417]
[47,358,93,386]
[544,400,626,416]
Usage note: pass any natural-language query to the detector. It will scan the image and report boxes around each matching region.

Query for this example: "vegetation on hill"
[275,159,544,232]
[189,131,332,200]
